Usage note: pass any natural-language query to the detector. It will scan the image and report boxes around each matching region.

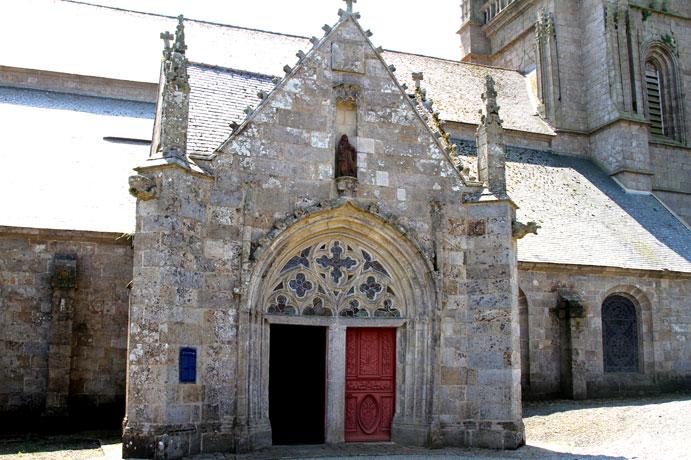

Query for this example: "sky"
[66,0,464,61]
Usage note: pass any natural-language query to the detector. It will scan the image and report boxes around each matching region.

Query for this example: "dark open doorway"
[269,324,326,445]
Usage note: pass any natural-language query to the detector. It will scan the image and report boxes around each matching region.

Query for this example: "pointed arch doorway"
[245,203,437,447]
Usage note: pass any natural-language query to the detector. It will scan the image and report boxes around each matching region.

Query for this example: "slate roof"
[187,64,275,156]
[453,139,691,273]
[384,52,554,135]
[0,86,153,233]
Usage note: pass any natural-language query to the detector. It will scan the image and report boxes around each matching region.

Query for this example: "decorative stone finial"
[160,31,173,52]
[412,72,424,89]
[480,75,502,126]
[159,16,189,91]
[343,0,357,13]
[174,15,187,54]
[152,14,190,161]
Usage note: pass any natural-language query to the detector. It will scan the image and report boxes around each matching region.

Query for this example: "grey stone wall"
[0,227,131,428]
[650,144,691,197]
[518,263,691,400]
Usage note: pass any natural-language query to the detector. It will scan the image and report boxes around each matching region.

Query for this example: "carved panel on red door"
[345,328,395,441]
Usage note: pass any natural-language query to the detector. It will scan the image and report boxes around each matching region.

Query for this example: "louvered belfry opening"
[645,61,665,137]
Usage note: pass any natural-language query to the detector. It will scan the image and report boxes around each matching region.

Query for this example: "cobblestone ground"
[1,395,689,460]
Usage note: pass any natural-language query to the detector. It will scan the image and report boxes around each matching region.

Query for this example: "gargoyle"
[128,175,157,201]
[513,221,540,239]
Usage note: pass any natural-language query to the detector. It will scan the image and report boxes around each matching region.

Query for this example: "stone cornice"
[0,65,157,103]
[629,3,691,22]
[518,260,691,278]
[0,225,133,244]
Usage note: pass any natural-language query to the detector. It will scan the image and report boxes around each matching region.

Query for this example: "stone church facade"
[123,11,526,456]
[0,1,690,459]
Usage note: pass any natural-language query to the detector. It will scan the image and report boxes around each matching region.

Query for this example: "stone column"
[476,75,507,195]
[557,295,588,399]
[43,255,77,419]
[326,325,346,443]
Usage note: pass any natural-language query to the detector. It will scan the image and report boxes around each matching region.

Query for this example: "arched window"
[643,45,684,143]
[602,295,639,373]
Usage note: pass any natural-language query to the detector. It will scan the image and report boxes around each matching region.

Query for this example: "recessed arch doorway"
[244,203,438,446]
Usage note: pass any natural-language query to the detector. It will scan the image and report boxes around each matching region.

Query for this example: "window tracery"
[602,295,639,373]
[265,239,402,318]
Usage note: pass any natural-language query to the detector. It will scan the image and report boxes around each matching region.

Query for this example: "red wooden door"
[345,328,395,442]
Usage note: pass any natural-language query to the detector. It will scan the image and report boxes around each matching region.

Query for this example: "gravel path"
[521,395,691,460]
[1,395,689,460]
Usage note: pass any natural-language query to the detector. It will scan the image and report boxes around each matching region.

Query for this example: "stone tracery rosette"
[264,238,402,318]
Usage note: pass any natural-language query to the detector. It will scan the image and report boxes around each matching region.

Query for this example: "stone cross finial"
[412,72,424,89]
[160,31,174,51]
[343,0,357,13]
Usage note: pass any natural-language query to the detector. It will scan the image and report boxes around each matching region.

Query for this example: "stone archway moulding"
[238,200,440,448]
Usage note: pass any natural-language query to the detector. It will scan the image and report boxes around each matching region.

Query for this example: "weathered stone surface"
[0,228,131,429]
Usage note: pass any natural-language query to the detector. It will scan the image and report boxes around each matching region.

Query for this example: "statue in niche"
[336,134,357,178]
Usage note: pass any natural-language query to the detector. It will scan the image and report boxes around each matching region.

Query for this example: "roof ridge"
[188,61,277,80]
[60,0,310,40]
[383,49,525,74]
